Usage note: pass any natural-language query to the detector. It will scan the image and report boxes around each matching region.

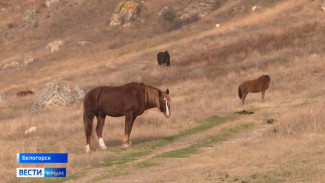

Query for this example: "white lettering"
[22,155,51,161]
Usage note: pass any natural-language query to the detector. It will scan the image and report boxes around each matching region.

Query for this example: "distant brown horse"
[83,82,170,152]
[238,75,271,104]
[16,90,34,97]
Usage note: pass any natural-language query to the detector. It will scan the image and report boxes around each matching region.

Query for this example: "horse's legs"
[261,90,265,102]
[84,113,95,153]
[96,115,107,150]
[127,115,137,145]
[242,90,248,105]
[122,111,135,148]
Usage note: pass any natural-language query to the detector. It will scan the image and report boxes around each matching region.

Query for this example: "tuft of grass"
[159,147,199,158]
[93,150,151,168]
[135,160,158,169]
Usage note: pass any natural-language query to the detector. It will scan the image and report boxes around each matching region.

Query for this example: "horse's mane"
[143,84,160,108]
[127,82,160,108]
[128,82,140,96]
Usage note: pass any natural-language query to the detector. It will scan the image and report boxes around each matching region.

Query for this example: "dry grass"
[153,102,325,183]
[0,0,325,182]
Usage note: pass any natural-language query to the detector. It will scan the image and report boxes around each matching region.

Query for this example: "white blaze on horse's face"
[164,98,170,118]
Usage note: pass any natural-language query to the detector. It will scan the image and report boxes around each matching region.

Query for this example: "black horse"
[83,82,171,152]
[157,51,170,66]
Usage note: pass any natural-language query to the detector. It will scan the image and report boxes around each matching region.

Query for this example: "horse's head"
[159,89,170,118]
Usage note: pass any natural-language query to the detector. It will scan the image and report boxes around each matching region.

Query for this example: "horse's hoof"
[99,145,107,150]
[85,145,91,153]
[122,143,131,149]
[122,144,130,148]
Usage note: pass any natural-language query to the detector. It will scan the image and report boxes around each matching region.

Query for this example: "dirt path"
[99,125,271,183]
[66,111,271,183]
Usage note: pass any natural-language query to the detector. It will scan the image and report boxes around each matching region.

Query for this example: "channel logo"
[17,168,66,178]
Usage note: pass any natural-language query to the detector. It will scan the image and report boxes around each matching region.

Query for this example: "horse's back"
[240,75,271,92]
[84,83,146,116]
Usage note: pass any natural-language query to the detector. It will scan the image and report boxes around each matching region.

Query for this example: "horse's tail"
[83,98,89,135]
[83,92,94,141]
[238,86,242,99]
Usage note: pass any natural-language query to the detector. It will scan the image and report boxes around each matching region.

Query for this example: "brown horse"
[16,90,34,97]
[238,75,271,104]
[83,82,170,152]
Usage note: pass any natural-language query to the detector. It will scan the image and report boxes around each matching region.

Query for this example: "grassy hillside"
[0,0,324,182]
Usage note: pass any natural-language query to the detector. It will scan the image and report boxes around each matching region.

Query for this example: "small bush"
[162,7,176,22]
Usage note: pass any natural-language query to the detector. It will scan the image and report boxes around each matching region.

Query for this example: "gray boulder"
[32,78,84,112]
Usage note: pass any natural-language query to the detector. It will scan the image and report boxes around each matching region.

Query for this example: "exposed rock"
[158,6,172,16]
[215,24,220,28]
[23,10,36,20]
[24,56,34,64]
[2,61,19,70]
[46,39,64,52]
[0,91,7,103]
[252,6,257,11]
[45,0,59,7]
[159,6,176,22]
[32,78,84,113]
[322,0,325,11]
[24,127,37,134]
[110,1,139,26]
[77,41,91,47]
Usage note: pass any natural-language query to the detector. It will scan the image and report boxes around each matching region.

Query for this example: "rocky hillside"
[0,0,325,182]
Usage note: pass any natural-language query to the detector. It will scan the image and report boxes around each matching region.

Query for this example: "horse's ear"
[166,89,169,94]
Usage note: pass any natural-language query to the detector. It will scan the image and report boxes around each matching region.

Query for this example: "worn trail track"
[65,110,271,183]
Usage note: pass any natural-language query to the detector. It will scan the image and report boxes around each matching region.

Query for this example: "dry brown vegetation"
[0,0,325,182]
